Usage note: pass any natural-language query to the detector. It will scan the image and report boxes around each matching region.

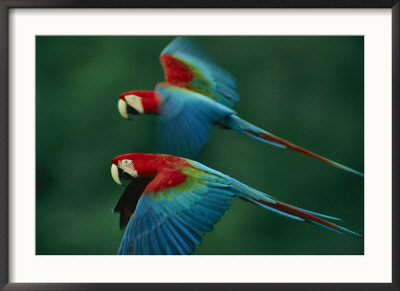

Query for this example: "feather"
[224,114,364,177]
[160,36,239,107]
[114,153,361,256]
[156,85,234,157]
[117,160,234,255]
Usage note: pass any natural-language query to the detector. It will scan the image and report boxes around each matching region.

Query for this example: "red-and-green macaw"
[111,153,361,255]
[117,37,363,177]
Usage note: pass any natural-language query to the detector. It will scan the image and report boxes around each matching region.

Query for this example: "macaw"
[117,37,363,177]
[111,153,361,255]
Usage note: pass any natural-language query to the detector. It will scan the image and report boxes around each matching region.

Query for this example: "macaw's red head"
[118,90,161,119]
[111,153,161,185]
[111,153,191,186]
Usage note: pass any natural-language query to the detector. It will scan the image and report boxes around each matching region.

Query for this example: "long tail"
[224,115,363,177]
[232,180,361,237]
[256,199,361,236]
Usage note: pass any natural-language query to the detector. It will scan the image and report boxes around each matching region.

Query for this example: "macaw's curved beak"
[111,164,138,185]
[118,98,142,119]
[111,164,122,185]
[118,99,130,119]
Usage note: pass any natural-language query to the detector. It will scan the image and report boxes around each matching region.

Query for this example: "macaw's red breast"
[142,154,195,193]
[143,167,188,194]
[160,54,194,84]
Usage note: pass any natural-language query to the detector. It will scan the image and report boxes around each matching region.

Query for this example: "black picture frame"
[0,1,398,290]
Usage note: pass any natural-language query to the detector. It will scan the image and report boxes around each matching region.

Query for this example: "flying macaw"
[117,37,363,177]
[111,153,361,255]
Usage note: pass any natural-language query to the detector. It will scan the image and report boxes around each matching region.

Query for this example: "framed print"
[1,1,399,290]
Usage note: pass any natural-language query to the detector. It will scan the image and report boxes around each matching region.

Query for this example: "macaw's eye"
[122,159,131,165]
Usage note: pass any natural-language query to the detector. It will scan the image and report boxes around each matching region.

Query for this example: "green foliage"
[36,36,364,255]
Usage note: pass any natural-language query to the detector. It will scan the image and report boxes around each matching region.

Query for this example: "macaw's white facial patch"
[118,99,129,119]
[125,95,144,114]
[111,164,122,185]
[118,159,138,178]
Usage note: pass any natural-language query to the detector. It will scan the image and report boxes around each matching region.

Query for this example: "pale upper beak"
[118,99,129,119]
[111,164,122,185]
[111,163,139,185]
[118,95,144,119]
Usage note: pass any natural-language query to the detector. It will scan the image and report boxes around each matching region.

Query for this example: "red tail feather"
[259,200,341,232]
[245,130,340,169]
[242,128,364,177]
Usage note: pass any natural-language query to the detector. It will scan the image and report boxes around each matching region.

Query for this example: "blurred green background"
[36,36,364,255]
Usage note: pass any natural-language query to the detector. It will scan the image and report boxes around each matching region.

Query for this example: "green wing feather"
[160,36,240,108]
[117,166,235,255]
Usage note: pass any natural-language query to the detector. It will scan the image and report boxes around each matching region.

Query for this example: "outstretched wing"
[160,36,239,108]
[117,165,234,255]
[156,85,235,158]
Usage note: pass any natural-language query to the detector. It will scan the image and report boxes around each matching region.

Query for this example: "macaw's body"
[117,37,363,177]
[111,153,361,255]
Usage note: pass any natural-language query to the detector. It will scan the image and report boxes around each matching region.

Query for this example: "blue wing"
[161,36,240,108]
[156,84,235,158]
[117,166,234,255]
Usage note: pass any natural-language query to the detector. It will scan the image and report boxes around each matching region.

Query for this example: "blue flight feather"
[161,37,239,107]
[156,85,235,158]
[117,157,361,255]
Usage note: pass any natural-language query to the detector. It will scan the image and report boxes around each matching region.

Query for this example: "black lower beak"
[118,167,134,181]
[127,105,140,115]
